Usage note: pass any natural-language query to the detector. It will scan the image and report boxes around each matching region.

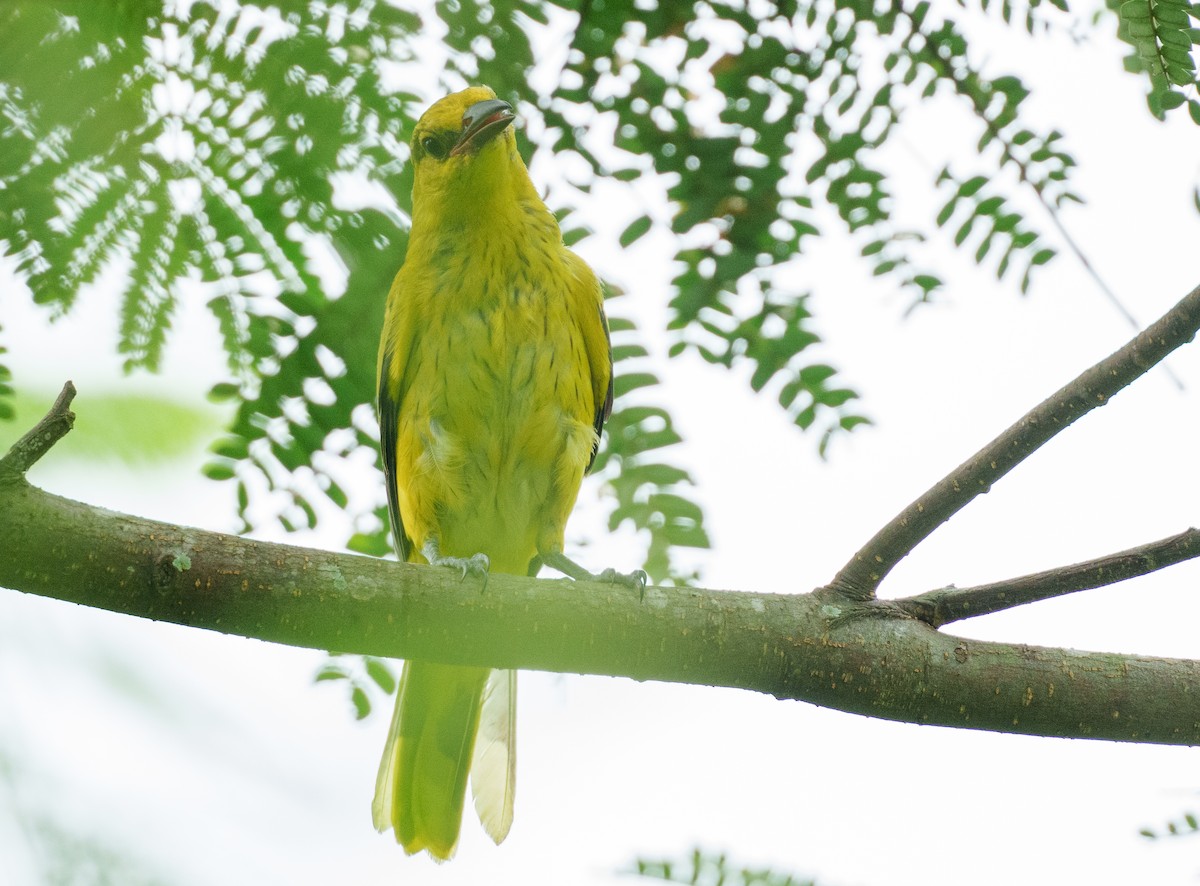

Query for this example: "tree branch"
[4,471,1200,746]
[0,381,75,480]
[896,528,1200,627]
[828,282,1200,600]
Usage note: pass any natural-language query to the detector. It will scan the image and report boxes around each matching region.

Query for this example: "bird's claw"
[597,567,649,601]
[537,551,648,600]
[431,552,490,592]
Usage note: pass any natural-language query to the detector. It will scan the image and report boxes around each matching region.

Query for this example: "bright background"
[3,8,1200,886]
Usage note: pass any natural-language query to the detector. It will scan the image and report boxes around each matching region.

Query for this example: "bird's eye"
[421,135,449,161]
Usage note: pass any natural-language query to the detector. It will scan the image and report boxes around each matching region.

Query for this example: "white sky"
[3,4,1200,886]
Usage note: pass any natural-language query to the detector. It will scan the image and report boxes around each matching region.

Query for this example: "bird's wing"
[566,252,614,473]
[378,331,413,561]
[589,301,615,472]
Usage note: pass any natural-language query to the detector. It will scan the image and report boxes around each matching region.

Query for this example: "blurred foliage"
[25,819,172,886]
[634,849,815,886]
[0,0,1135,584]
[0,747,171,886]
[0,387,223,465]
[1141,808,1200,840]
[0,326,12,421]
[315,652,397,720]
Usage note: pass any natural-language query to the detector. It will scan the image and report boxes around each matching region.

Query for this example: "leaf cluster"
[0,0,1098,579]
[1140,809,1200,840]
[542,0,1076,439]
[1113,0,1200,120]
[634,849,815,886]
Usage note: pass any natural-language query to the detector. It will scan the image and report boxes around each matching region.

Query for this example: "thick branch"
[829,283,1200,600]
[897,528,1200,627]
[0,381,75,479]
[3,478,1200,746]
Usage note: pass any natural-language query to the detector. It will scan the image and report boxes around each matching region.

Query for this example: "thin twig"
[827,282,1200,600]
[896,528,1200,627]
[1035,191,1186,391]
[0,381,76,480]
[901,6,1185,389]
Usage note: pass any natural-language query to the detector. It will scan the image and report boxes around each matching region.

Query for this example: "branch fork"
[826,283,1200,622]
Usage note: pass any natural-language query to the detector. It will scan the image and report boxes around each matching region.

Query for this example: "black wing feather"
[378,343,412,561]
[587,303,614,474]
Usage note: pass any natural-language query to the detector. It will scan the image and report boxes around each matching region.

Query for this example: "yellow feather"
[373,86,612,859]
[471,668,517,843]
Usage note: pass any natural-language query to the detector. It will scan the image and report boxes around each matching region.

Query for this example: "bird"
[372,85,645,860]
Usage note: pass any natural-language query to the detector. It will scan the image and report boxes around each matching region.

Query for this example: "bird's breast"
[395,273,596,565]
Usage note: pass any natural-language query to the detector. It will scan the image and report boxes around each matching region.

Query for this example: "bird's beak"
[450,98,515,157]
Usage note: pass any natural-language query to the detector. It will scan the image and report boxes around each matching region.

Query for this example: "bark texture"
[3,477,1198,746]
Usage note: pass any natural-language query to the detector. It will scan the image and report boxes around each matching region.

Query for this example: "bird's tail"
[373,661,490,859]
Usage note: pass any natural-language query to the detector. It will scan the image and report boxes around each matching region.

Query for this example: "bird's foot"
[422,540,490,592]
[595,567,649,597]
[539,551,648,600]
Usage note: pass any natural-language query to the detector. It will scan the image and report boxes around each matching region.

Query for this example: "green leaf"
[1156,5,1191,27]
[1120,0,1152,20]
[1159,89,1187,110]
[201,458,236,480]
[351,686,371,720]
[957,175,990,197]
[315,666,348,683]
[208,382,242,403]
[619,214,653,247]
[975,196,1005,216]
[365,658,397,695]
[614,372,661,397]
[348,531,392,557]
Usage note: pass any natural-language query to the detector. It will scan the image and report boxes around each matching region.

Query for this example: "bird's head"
[408,86,531,221]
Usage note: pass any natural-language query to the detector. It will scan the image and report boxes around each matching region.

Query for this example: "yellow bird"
[373,86,644,859]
